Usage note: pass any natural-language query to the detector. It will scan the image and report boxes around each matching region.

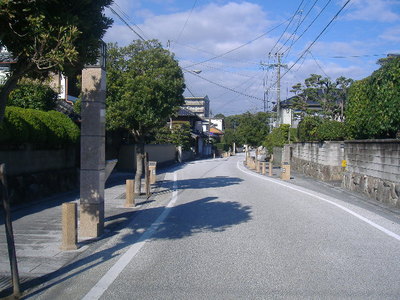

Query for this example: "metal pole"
[0,164,21,297]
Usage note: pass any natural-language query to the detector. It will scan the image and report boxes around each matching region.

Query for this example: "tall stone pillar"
[79,43,107,238]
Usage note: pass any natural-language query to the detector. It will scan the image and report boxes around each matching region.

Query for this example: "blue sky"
[104,0,400,116]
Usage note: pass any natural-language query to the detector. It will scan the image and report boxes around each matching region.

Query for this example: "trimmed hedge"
[7,83,58,111]
[315,120,347,141]
[297,116,322,142]
[0,106,80,148]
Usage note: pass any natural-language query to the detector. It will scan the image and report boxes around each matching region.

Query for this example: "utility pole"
[261,53,286,126]
[276,53,282,126]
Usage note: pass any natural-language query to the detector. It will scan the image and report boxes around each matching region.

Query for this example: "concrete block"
[81,136,105,170]
[125,179,135,208]
[81,101,106,136]
[80,170,105,204]
[79,203,104,238]
[61,203,78,251]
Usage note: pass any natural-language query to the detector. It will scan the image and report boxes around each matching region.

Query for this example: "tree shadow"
[156,176,243,192]
[18,196,252,299]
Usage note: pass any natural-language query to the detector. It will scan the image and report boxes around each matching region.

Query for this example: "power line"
[273,0,351,89]
[308,50,329,77]
[183,68,264,101]
[269,0,305,54]
[277,0,320,54]
[283,0,333,57]
[109,6,146,41]
[183,16,292,69]
[113,3,149,40]
[176,0,198,43]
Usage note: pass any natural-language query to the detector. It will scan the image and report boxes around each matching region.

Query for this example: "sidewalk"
[0,170,173,298]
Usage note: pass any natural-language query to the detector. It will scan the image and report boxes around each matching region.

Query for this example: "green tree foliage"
[0,0,113,121]
[106,40,185,138]
[346,57,400,139]
[263,124,296,154]
[7,83,58,111]
[297,115,323,142]
[291,74,353,120]
[0,106,79,147]
[152,123,193,151]
[224,112,270,147]
[106,40,185,193]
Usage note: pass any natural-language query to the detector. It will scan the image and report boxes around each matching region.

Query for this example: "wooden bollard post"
[268,161,273,176]
[261,162,266,175]
[280,163,291,180]
[125,179,135,207]
[61,203,78,250]
[256,161,260,173]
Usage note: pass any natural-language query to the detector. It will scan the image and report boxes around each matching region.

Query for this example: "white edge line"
[237,160,400,242]
[82,172,179,300]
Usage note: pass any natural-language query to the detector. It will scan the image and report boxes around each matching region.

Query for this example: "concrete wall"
[291,141,344,181]
[342,139,400,207]
[117,144,177,171]
[0,146,76,176]
[0,147,78,203]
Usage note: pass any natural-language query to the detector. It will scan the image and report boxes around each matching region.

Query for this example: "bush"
[346,57,400,139]
[315,120,346,141]
[0,106,80,148]
[215,143,230,152]
[297,116,323,142]
[263,124,294,154]
[7,83,58,111]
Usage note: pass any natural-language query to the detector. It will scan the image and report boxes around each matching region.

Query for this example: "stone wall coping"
[344,139,399,144]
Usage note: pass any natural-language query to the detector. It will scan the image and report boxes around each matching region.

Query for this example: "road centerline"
[82,171,179,300]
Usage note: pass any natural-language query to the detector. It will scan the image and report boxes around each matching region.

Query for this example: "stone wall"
[117,144,177,171]
[342,139,400,208]
[290,141,344,181]
[0,146,78,203]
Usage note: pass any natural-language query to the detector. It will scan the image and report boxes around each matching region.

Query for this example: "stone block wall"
[0,146,78,203]
[290,141,344,181]
[117,144,177,171]
[342,139,400,207]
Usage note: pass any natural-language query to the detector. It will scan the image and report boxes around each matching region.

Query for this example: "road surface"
[27,154,400,299]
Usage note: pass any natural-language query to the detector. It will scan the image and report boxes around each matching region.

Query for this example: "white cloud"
[343,0,400,22]
[380,26,400,42]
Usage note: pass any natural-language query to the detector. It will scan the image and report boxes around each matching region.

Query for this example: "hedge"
[315,120,347,141]
[263,124,297,154]
[0,106,80,148]
[297,116,322,142]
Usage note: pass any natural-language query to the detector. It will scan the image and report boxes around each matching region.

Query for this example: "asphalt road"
[27,154,400,299]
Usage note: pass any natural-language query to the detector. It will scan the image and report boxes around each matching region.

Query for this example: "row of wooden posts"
[61,159,158,252]
[244,150,291,181]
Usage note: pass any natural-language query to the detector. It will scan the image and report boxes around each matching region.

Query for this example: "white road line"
[237,160,400,242]
[82,172,179,300]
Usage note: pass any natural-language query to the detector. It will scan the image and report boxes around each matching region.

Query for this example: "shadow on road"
[20,184,251,298]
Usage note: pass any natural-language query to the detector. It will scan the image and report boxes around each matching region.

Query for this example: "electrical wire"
[272,0,351,90]
[183,16,292,69]
[308,50,329,77]
[277,0,320,54]
[283,0,332,57]
[113,3,150,40]
[269,0,305,54]
[176,0,198,43]
[109,6,146,41]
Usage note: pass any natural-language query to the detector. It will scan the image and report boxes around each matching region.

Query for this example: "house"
[273,96,322,128]
[169,107,211,157]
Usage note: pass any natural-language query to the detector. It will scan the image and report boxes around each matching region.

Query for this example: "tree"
[106,40,185,193]
[291,74,353,120]
[0,0,113,122]
[346,57,400,139]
